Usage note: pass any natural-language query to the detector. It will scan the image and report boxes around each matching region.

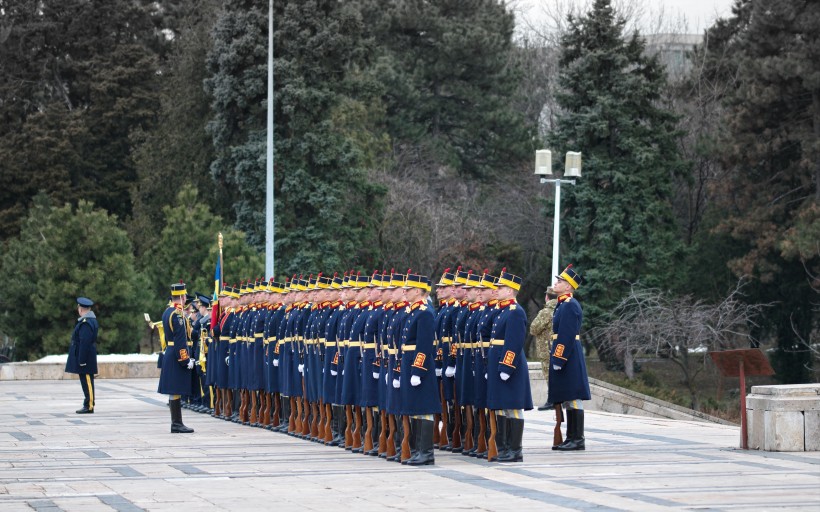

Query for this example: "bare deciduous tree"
[592,279,770,409]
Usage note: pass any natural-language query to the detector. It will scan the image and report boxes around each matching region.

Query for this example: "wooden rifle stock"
[344,405,353,447]
[386,414,397,457]
[363,407,374,452]
[288,396,297,433]
[476,408,487,454]
[213,386,222,417]
[310,401,320,438]
[352,406,363,449]
[324,403,334,443]
[272,392,281,427]
[553,404,564,447]
[439,382,449,448]
[401,415,411,462]
[452,383,462,450]
[378,410,388,455]
[463,405,474,451]
[487,410,498,461]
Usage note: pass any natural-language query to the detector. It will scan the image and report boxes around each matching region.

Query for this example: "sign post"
[709,349,774,449]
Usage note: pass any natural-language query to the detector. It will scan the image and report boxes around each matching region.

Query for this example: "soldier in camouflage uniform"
[529,286,558,410]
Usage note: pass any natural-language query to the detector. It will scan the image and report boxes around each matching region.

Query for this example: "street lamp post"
[535,150,582,284]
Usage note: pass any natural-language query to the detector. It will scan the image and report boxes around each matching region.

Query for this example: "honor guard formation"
[154,264,588,465]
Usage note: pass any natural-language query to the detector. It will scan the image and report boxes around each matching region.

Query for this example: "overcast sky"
[513,0,737,34]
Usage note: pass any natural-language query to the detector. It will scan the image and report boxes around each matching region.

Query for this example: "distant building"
[644,34,703,79]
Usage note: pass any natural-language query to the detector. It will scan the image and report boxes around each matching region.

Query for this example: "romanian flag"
[212,250,223,327]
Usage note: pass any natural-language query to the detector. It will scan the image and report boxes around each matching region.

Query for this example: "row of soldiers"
[159,267,534,463]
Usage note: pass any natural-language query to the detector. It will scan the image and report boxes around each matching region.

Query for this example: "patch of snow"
[34,353,158,363]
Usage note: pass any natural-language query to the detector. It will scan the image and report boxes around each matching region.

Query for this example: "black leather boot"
[555,410,585,451]
[403,418,421,464]
[170,399,194,433]
[497,418,524,462]
[406,419,435,466]
[332,405,345,447]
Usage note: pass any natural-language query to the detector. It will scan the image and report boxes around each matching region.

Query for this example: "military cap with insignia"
[436,268,455,286]
[76,297,94,307]
[171,281,187,297]
[497,268,522,291]
[556,264,583,289]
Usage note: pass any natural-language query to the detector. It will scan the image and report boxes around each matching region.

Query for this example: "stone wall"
[529,362,733,425]
[0,360,160,380]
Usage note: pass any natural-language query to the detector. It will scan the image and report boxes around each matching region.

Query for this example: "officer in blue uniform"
[486,269,533,462]
[548,264,590,451]
[65,297,99,414]
[158,282,196,433]
[398,273,439,466]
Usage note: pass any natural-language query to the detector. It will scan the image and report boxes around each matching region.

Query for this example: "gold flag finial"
[218,232,223,250]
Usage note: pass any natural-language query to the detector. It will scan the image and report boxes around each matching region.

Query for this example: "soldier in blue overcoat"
[65,297,99,414]
[398,274,439,466]
[548,264,590,451]
[322,275,345,444]
[486,269,532,462]
[473,273,502,459]
[157,282,196,433]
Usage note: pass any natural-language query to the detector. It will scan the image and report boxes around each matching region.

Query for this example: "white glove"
[410,375,421,387]
[342,370,345,375]
[187,359,194,370]
[273,359,279,367]
[445,366,456,377]
[553,364,561,371]
[435,368,442,377]
[298,364,304,374]
[225,356,230,366]
[80,363,87,367]
[484,373,488,380]
[392,378,400,389]
[373,372,380,379]
[500,372,510,381]
[385,373,388,384]
[331,369,338,376]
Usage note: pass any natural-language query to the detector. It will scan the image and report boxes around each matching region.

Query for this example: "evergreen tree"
[0,196,152,360]
[129,0,222,257]
[204,0,384,273]
[0,0,165,239]
[374,0,532,178]
[547,0,686,328]
[698,0,819,382]
[140,185,265,311]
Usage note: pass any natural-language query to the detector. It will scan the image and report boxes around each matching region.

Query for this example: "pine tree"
[547,0,686,328]
[204,0,384,273]
[0,0,165,239]
[140,185,265,310]
[374,0,531,178]
[129,0,222,257]
[0,196,152,360]
[699,0,819,382]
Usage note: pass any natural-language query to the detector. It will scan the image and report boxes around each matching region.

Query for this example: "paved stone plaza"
[1,379,818,511]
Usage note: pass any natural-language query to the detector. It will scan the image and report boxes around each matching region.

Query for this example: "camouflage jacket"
[529,299,558,358]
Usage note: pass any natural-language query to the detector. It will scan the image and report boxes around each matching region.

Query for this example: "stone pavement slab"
[0,379,818,511]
